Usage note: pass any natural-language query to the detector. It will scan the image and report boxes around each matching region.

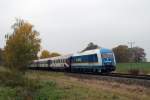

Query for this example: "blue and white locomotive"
[30,48,116,73]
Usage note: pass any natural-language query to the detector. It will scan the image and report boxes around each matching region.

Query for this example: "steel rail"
[29,68,150,80]
[97,73,150,80]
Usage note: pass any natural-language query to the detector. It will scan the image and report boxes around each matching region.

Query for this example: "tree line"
[112,45,146,63]
[40,50,60,59]
[0,41,147,70]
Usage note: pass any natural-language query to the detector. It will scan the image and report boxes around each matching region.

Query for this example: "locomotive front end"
[100,48,116,72]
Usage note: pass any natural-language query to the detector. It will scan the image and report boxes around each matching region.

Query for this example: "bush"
[0,69,41,99]
[128,69,140,75]
[127,68,149,75]
[140,70,149,75]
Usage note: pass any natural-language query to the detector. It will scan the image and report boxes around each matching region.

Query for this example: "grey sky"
[0,0,150,61]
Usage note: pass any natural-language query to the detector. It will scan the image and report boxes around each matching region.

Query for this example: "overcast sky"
[0,0,150,61]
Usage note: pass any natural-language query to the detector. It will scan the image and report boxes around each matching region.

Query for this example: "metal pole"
[128,42,135,69]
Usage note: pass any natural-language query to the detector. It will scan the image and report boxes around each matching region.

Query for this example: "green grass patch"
[33,80,129,100]
[116,62,150,74]
[26,71,150,100]
[0,79,127,100]
[1,67,150,100]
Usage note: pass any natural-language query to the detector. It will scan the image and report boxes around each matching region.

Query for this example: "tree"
[81,42,100,52]
[112,45,146,63]
[50,52,61,57]
[0,48,4,65]
[131,47,146,62]
[4,19,41,72]
[40,50,50,59]
[112,45,129,63]
[40,50,61,58]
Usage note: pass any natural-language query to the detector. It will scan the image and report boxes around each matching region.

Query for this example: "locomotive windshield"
[101,53,113,58]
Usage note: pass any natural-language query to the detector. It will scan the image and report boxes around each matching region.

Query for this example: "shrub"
[128,69,140,75]
[0,69,41,99]
[140,70,149,75]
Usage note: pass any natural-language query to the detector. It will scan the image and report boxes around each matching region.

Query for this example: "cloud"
[0,0,150,61]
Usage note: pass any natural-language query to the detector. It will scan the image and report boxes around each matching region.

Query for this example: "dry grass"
[28,71,150,100]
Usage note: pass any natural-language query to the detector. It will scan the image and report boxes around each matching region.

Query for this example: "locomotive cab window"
[101,53,113,58]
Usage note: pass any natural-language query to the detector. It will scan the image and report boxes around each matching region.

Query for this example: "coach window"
[73,58,75,63]
[75,58,77,63]
[74,58,77,63]
[82,56,86,62]
[63,59,64,63]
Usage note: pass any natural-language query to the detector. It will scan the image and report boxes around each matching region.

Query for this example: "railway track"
[30,68,150,80]
[30,68,150,87]
[98,73,150,80]
[65,72,150,87]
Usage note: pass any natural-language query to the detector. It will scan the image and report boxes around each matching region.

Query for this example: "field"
[116,62,150,74]
[0,66,150,100]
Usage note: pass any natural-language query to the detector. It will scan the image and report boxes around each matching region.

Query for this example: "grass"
[0,66,40,99]
[1,67,150,100]
[27,71,150,100]
[116,62,150,74]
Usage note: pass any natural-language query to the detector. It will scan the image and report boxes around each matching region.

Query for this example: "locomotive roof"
[73,48,100,57]
[73,48,113,57]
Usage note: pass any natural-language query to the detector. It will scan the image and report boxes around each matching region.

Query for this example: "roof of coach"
[50,54,72,60]
[33,54,72,62]
[33,58,50,62]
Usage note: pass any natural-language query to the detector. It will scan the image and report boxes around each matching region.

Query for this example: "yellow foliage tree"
[4,19,41,72]
[40,50,50,59]
[50,52,61,57]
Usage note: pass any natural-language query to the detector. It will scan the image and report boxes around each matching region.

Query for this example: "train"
[29,48,116,73]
